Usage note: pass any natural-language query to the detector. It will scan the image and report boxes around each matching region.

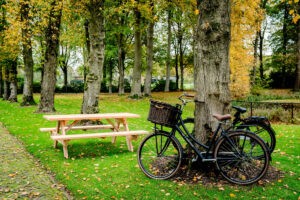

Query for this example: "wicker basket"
[147,100,181,127]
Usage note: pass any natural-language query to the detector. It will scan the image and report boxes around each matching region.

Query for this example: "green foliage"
[152,79,177,92]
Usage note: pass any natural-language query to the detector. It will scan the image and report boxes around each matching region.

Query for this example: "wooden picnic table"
[40,113,148,158]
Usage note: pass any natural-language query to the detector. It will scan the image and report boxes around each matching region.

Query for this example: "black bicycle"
[180,94,276,154]
[137,96,270,185]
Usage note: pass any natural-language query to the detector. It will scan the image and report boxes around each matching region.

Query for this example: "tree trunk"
[81,0,105,114]
[252,31,259,85]
[2,65,9,100]
[194,0,231,143]
[130,2,142,98]
[8,59,18,103]
[37,0,62,113]
[59,45,70,91]
[259,30,264,80]
[117,34,125,95]
[165,5,172,92]
[109,61,113,94]
[177,22,184,91]
[83,20,90,83]
[295,18,300,91]
[175,48,179,90]
[20,0,36,106]
[144,0,154,96]
[281,3,289,88]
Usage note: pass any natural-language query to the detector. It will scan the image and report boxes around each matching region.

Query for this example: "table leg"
[61,140,69,159]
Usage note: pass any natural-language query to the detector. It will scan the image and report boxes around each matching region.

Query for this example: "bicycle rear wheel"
[237,122,276,153]
[214,130,270,185]
[137,131,183,180]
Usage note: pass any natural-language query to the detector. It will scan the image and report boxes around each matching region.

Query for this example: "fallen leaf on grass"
[8,173,17,177]
[229,193,236,198]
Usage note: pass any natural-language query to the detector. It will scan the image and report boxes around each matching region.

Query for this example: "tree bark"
[37,0,62,113]
[165,6,172,92]
[177,21,184,91]
[20,0,36,106]
[2,65,9,100]
[81,0,105,114]
[144,0,154,96]
[130,1,142,98]
[259,30,264,80]
[8,59,18,103]
[59,45,70,91]
[194,0,231,143]
[117,33,126,95]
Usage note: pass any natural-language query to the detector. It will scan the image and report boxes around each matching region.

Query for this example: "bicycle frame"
[160,113,229,162]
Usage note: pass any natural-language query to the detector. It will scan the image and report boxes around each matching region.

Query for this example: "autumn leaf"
[229,193,236,198]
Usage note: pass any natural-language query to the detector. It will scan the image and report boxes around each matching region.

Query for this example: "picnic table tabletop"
[43,113,141,121]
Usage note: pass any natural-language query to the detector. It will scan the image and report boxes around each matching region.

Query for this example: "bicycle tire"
[236,122,276,153]
[137,131,183,180]
[214,130,270,185]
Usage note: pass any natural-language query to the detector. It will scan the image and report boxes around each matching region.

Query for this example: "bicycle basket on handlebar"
[148,100,181,127]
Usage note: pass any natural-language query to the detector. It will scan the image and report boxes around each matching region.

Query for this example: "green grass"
[0,92,299,199]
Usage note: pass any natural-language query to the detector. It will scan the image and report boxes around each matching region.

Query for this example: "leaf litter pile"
[171,159,284,186]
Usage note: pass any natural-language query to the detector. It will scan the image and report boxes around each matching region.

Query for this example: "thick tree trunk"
[20,0,36,106]
[165,7,172,92]
[144,1,154,96]
[81,0,105,114]
[130,3,142,98]
[37,0,62,113]
[194,0,231,143]
[8,60,18,103]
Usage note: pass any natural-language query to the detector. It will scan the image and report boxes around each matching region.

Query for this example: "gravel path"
[0,124,72,199]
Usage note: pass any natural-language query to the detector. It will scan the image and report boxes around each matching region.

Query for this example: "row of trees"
[0,0,299,131]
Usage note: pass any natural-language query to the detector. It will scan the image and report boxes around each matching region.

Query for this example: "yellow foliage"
[230,0,264,98]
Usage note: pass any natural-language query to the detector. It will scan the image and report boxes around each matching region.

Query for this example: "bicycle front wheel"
[214,130,270,185]
[137,131,183,180]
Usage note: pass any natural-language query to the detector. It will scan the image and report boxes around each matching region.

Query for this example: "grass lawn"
[0,92,299,199]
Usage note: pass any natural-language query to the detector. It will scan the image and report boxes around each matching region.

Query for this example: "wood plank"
[50,130,149,140]
[40,124,120,132]
[43,113,140,121]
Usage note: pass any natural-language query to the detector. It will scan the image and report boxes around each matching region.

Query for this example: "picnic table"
[40,113,148,158]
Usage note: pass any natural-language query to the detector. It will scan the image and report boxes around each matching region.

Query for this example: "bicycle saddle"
[213,114,231,121]
[232,105,247,113]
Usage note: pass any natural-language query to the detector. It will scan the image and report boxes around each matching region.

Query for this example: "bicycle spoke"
[138,132,183,180]
[214,131,269,185]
